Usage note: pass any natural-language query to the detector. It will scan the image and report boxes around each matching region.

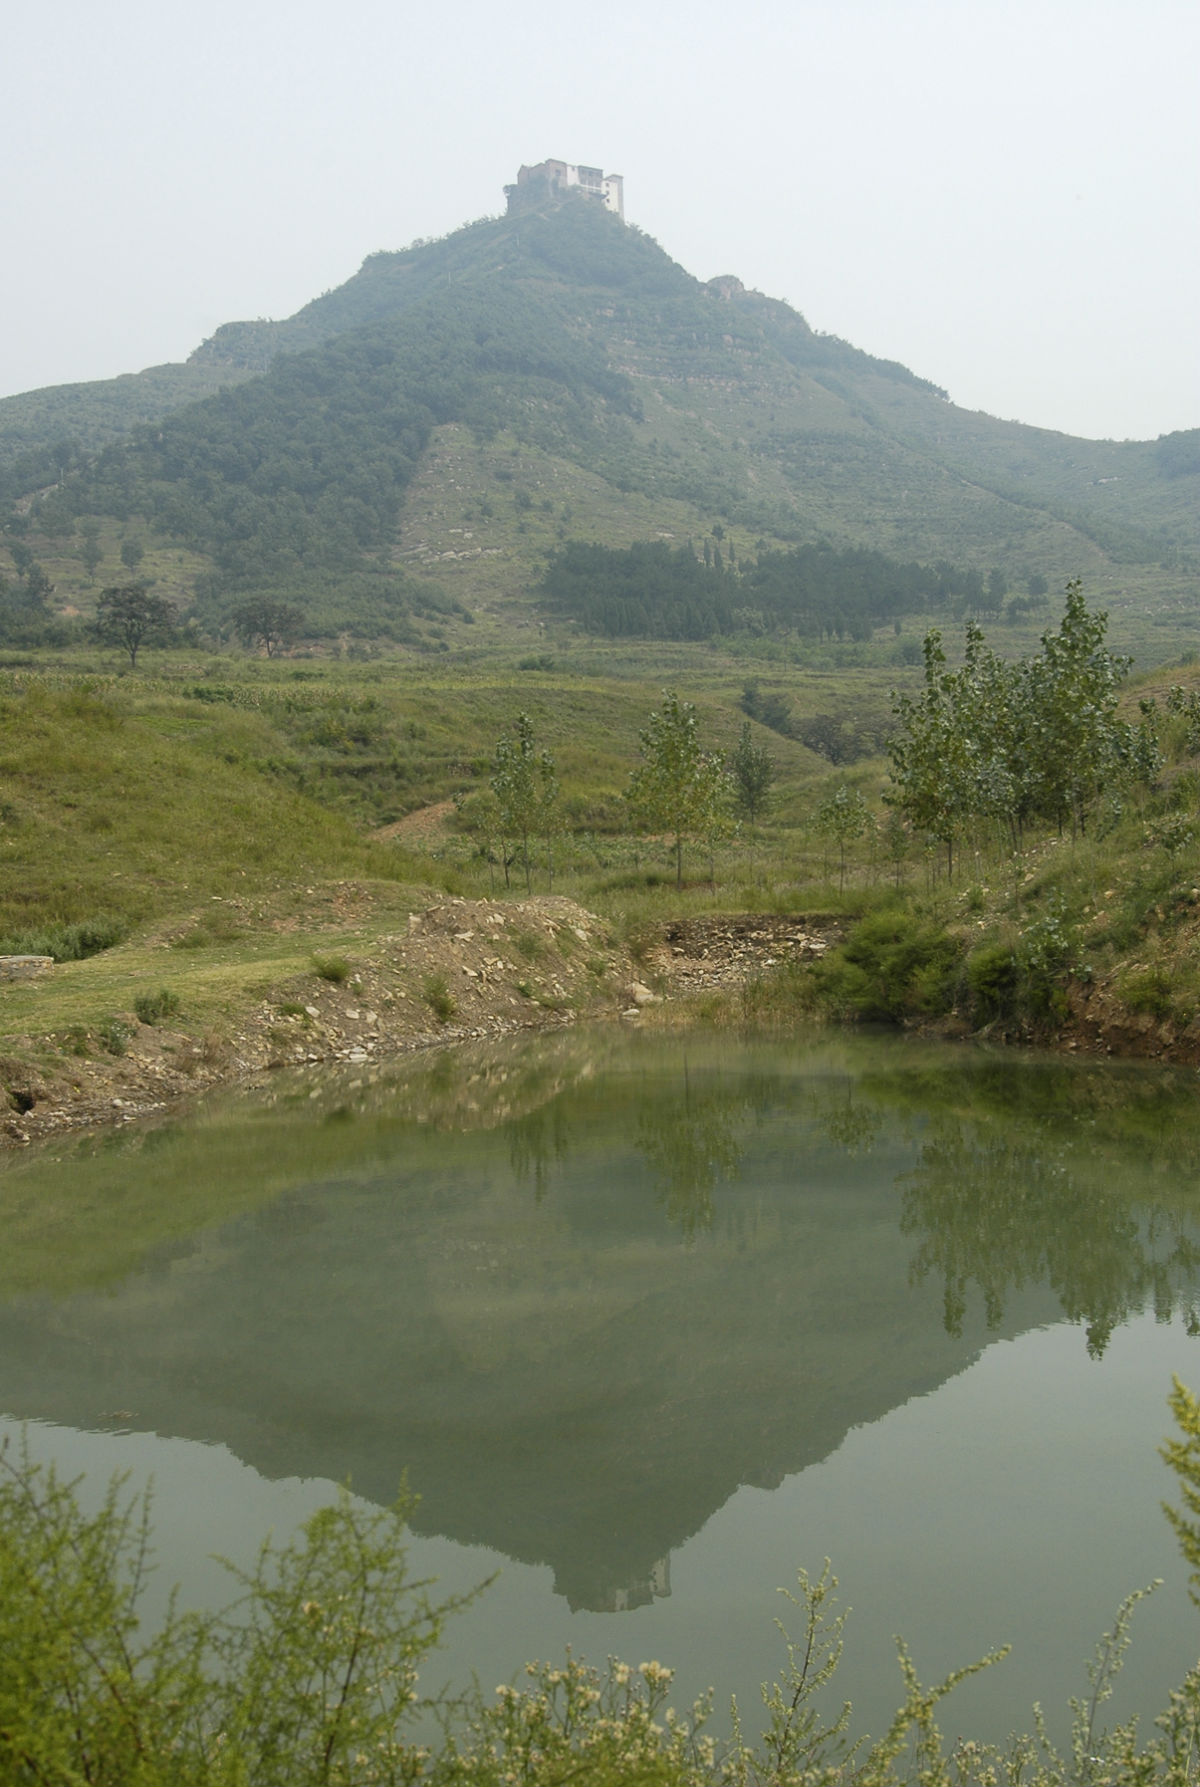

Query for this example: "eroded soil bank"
[0,900,834,1146]
[6,890,1187,1151]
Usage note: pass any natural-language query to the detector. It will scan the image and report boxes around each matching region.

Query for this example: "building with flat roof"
[505,160,624,220]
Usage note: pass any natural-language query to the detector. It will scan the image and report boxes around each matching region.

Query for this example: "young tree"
[96,585,174,668]
[887,631,973,879]
[815,783,870,891]
[626,690,730,889]
[730,720,775,823]
[1022,579,1133,837]
[490,712,559,894]
[79,521,103,584]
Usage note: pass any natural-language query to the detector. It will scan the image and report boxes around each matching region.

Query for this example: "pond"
[3,1027,1200,1748]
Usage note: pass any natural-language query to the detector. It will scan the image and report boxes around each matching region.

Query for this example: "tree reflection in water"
[883,1063,1200,1357]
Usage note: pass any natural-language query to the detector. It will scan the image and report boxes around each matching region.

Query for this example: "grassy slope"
[0,677,433,937]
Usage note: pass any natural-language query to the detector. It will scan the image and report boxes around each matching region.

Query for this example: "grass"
[311,954,352,984]
[0,882,426,1055]
[3,638,1200,1071]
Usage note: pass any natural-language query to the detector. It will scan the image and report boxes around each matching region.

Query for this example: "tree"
[79,521,103,584]
[626,690,729,889]
[119,536,145,576]
[1021,579,1133,837]
[96,585,174,668]
[232,596,305,657]
[730,719,775,822]
[489,713,559,893]
[815,783,870,891]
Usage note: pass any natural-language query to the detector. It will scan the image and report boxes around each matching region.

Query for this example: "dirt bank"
[0,900,835,1147]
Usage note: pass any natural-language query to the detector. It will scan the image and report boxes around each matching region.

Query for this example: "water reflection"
[1,1033,1200,1616]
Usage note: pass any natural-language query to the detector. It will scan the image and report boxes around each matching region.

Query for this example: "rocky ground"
[0,899,836,1147]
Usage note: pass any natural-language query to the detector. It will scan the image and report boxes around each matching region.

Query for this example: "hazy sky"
[3,0,1197,442]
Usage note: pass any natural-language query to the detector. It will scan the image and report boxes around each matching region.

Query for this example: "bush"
[9,1384,1200,1787]
[422,973,457,1022]
[0,914,126,962]
[966,941,1020,1022]
[0,1440,455,1787]
[97,1017,131,1057]
[1018,895,1077,1022]
[312,954,351,984]
[814,909,962,1023]
[133,988,181,1025]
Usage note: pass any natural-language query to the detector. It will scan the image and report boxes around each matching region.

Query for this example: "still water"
[4,1028,1200,1745]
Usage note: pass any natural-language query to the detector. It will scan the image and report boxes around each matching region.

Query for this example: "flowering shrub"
[7,1393,1200,1786]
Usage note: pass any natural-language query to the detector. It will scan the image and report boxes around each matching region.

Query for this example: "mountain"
[3,193,1197,653]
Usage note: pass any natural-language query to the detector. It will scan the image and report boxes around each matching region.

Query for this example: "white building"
[505,160,625,220]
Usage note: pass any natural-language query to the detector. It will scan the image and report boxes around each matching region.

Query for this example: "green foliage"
[98,1016,132,1056]
[1018,894,1078,1021]
[539,538,975,644]
[0,913,126,962]
[965,941,1020,1021]
[133,988,181,1025]
[489,714,559,895]
[814,909,963,1023]
[312,954,352,985]
[627,692,730,890]
[888,585,1156,872]
[1163,1378,1200,1602]
[11,1392,1200,1787]
[0,1439,456,1787]
[814,784,870,891]
[95,584,175,668]
[233,596,306,656]
[422,973,456,1023]
[729,721,775,823]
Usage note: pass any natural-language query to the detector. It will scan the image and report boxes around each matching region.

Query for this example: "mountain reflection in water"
[2,1031,1200,1614]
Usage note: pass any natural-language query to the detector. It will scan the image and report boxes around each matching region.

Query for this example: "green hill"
[2,194,1197,658]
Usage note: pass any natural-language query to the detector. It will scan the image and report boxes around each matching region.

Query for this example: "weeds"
[6,1395,1199,1787]
[97,1017,131,1056]
[133,989,181,1025]
[422,973,457,1022]
[312,954,351,984]
[0,914,126,962]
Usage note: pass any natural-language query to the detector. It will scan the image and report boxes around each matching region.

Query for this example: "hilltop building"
[505,160,625,220]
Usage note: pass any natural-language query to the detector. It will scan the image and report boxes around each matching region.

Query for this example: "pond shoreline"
[0,900,837,1150]
[3,897,1188,1151]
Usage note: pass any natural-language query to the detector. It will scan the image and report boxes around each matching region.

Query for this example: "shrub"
[1018,895,1077,1021]
[422,973,457,1022]
[97,1017,131,1056]
[966,941,1020,1022]
[133,988,181,1025]
[1119,964,1175,1020]
[814,909,962,1023]
[10,1387,1200,1787]
[0,914,126,962]
[0,1441,455,1787]
[312,954,351,984]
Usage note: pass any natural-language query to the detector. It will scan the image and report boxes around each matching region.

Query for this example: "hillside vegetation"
[2,195,1197,664]
[1,196,1199,1119]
